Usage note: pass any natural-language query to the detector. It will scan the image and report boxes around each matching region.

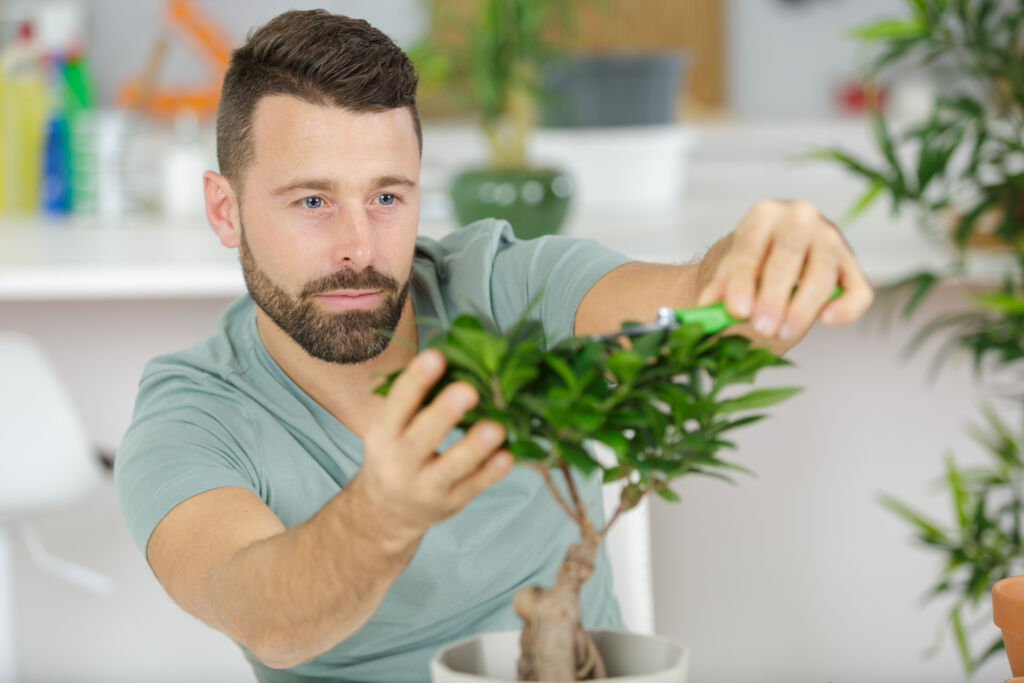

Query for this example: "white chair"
[0,332,113,682]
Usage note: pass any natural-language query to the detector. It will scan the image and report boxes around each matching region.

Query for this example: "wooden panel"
[416,0,724,119]
[557,0,724,113]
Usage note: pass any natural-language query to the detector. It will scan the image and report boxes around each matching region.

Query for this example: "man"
[114,9,873,683]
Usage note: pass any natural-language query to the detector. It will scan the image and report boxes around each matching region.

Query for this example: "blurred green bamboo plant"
[808,0,1023,255]
[809,0,1024,677]
[407,0,574,169]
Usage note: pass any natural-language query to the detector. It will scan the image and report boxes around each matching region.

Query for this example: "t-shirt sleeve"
[114,370,262,558]
[428,218,633,346]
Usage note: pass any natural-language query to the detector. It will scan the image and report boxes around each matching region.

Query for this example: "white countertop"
[0,204,971,302]
[0,119,1009,301]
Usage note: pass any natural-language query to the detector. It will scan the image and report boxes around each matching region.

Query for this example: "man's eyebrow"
[370,175,417,190]
[268,175,417,196]
[269,178,338,196]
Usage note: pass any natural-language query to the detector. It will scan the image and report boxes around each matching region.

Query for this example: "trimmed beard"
[238,224,412,364]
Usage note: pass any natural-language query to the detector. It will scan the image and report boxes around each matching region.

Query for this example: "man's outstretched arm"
[574,200,874,355]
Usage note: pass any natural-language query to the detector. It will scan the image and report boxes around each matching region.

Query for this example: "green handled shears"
[592,286,844,340]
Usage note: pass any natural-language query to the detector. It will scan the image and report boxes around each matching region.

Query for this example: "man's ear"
[204,170,242,248]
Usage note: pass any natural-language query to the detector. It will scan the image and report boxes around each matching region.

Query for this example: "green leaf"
[901,271,938,317]
[508,438,548,462]
[654,486,680,503]
[571,408,604,433]
[606,349,646,384]
[448,325,508,374]
[972,292,1024,314]
[804,147,891,188]
[602,465,629,484]
[438,344,490,380]
[916,127,965,194]
[716,387,802,413]
[872,112,909,198]
[558,443,598,475]
[499,363,539,403]
[544,354,579,391]
[847,16,927,41]
[631,329,667,358]
[944,455,969,530]
[877,493,950,543]
[953,197,998,247]
[840,178,885,225]
[950,605,975,675]
[593,428,631,459]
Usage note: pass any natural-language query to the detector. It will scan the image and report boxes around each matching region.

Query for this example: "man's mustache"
[300,266,399,298]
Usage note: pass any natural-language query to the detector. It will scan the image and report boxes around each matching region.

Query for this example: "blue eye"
[302,196,323,209]
[377,193,396,206]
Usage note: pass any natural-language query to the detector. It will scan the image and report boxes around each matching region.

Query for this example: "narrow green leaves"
[716,387,803,413]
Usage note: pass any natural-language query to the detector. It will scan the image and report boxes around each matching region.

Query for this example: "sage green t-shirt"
[114,219,633,683]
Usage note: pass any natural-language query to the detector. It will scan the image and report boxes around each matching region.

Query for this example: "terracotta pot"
[430,629,689,682]
[993,576,1024,678]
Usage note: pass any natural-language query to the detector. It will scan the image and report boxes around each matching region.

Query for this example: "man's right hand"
[354,348,514,544]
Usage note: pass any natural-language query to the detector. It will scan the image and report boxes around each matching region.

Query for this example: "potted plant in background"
[375,308,801,681]
[809,0,1024,677]
[408,0,576,240]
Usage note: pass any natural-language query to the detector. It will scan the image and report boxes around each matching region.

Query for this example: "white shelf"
[0,119,1008,302]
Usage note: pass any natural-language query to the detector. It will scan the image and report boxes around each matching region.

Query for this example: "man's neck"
[254,296,419,436]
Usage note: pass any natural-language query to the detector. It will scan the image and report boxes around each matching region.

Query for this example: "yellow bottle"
[1,22,48,215]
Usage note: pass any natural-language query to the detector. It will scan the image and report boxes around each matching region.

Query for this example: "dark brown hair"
[216,9,421,188]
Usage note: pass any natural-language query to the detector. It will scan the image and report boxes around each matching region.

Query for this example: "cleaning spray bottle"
[40,55,73,216]
[0,22,48,215]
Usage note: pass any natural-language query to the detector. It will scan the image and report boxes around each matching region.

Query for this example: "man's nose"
[328,207,376,271]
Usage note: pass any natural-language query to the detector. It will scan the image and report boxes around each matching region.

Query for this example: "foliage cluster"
[808,0,1023,254]
[813,0,1024,676]
[375,313,798,528]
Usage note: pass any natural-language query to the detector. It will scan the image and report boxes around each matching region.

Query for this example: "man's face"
[236,95,421,364]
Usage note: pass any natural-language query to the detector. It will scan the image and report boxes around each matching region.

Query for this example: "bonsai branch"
[599,501,626,538]
[533,463,580,524]
[560,462,587,520]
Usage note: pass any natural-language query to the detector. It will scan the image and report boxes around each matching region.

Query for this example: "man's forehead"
[250,94,415,140]
[246,95,419,187]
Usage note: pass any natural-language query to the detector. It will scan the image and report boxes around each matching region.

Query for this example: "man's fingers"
[820,251,874,325]
[425,420,507,491]
[401,381,479,465]
[371,349,448,440]
[751,232,812,337]
[698,202,779,317]
[778,243,840,339]
[449,449,514,506]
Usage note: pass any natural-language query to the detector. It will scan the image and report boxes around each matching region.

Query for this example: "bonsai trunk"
[514,518,606,681]
[512,456,631,682]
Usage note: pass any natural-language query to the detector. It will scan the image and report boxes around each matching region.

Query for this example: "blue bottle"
[40,57,72,216]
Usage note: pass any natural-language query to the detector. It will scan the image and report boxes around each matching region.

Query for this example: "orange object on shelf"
[994,576,1024,680]
[117,0,233,119]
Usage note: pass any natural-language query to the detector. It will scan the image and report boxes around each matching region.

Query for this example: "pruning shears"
[591,286,844,340]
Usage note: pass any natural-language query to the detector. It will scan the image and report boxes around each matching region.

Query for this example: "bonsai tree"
[811,1,1024,676]
[408,0,577,237]
[375,310,800,680]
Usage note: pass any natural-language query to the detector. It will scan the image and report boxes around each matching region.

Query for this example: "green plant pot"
[449,167,573,240]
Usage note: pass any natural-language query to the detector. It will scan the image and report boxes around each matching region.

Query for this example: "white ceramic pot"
[430,629,688,682]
